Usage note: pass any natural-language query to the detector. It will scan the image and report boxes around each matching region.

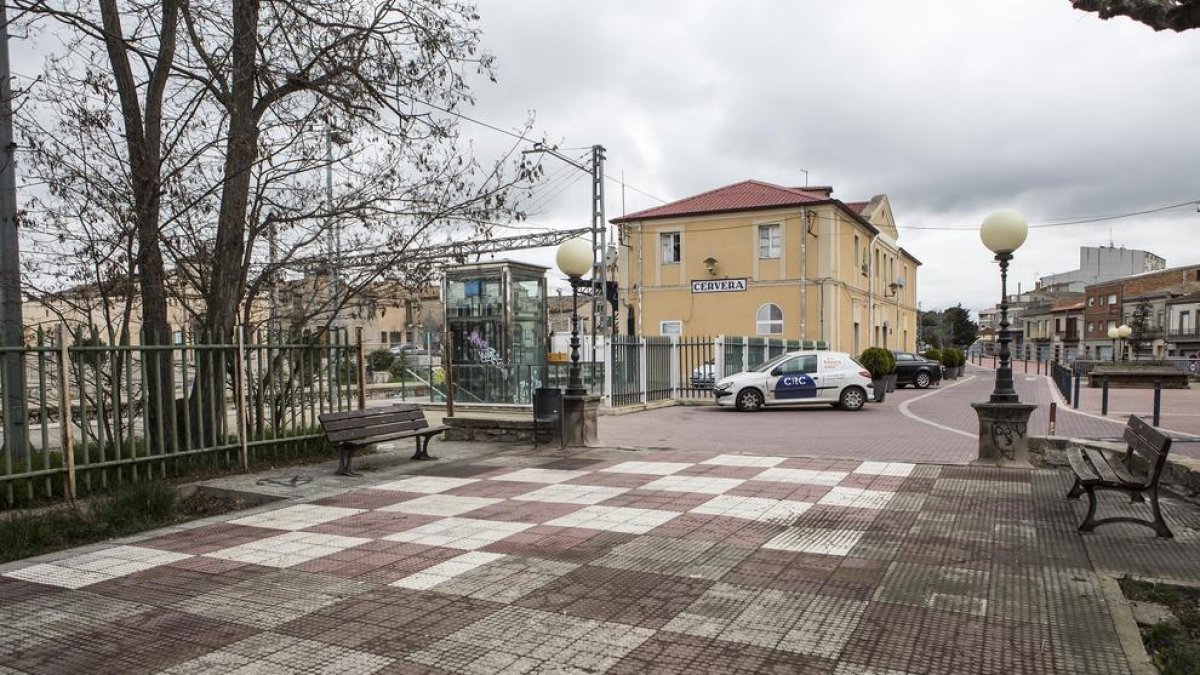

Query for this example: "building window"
[660,232,680,264]
[660,320,682,336]
[1182,311,1192,333]
[1087,322,1094,333]
[1108,293,1118,304]
[756,303,783,335]
[758,224,780,258]
[1088,297,1095,307]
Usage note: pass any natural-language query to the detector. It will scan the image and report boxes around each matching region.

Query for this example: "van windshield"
[753,354,795,373]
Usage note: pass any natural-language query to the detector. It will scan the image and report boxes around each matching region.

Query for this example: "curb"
[1098,575,1158,675]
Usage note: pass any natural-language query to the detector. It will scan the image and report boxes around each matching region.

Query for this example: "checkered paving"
[4,449,1198,673]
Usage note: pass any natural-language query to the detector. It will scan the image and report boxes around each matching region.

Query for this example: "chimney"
[796,185,833,198]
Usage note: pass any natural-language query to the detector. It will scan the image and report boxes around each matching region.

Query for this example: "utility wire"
[899,199,1199,231]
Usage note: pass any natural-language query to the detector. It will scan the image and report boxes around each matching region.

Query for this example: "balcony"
[1061,330,1080,342]
[1168,328,1200,341]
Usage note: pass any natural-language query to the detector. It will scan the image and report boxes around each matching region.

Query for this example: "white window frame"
[1108,293,1118,305]
[660,320,682,336]
[757,223,781,259]
[755,303,783,335]
[660,232,681,264]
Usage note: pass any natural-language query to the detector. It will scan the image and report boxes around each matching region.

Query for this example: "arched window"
[756,303,783,335]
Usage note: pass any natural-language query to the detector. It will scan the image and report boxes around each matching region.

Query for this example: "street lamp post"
[971,209,1037,468]
[1118,324,1132,361]
[556,238,592,396]
[980,209,1028,403]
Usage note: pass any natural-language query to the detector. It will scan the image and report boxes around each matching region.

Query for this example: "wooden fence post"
[355,327,366,410]
[235,328,249,470]
[56,324,75,500]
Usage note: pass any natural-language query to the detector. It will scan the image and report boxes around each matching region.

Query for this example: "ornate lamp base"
[970,402,1038,468]
[563,394,600,447]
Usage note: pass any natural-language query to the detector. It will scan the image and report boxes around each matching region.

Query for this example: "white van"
[712,351,874,411]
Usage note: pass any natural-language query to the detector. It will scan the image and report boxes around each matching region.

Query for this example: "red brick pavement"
[6,447,1198,673]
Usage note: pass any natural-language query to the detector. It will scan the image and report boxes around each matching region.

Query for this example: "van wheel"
[840,387,866,411]
[735,388,764,412]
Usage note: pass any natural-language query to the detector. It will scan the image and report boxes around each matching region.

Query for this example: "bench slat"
[345,425,450,448]
[1103,453,1146,488]
[319,404,420,424]
[1067,447,1100,483]
[327,419,430,444]
[1083,447,1123,485]
[1124,416,1173,481]
[321,410,423,433]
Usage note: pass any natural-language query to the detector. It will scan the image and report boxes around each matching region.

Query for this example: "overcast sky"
[460,0,1200,316]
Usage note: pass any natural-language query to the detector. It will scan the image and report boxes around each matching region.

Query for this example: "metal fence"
[608,335,827,407]
[0,326,362,507]
[1050,362,1073,404]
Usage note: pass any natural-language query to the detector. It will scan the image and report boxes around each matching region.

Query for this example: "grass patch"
[0,481,249,564]
[1120,577,1200,675]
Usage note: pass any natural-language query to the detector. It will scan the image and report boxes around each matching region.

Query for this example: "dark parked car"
[891,351,942,389]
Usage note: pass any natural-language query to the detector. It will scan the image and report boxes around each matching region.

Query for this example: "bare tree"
[14,0,541,448]
[1072,0,1200,31]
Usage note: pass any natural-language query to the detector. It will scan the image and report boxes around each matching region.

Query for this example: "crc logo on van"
[775,374,816,400]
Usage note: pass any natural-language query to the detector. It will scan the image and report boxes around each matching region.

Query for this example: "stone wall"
[443,416,556,444]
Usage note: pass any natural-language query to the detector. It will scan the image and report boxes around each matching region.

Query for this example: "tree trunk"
[193,0,260,448]
[98,0,179,452]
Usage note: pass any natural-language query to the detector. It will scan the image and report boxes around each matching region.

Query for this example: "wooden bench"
[318,404,448,476]
[1065,415,1174,538]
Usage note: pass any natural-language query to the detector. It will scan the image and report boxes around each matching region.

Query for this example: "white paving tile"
[512,483,629,505]
[377,494,501,517]
[690,495,813,523]
[817,487,896,510]
[3,563,115,590]
[228,504,365,531]
[600,461,693,475]
[545,505,680,534]
[368,476,480,493]
[391,552,505,590]
[205,531,371,568]
[763,528,864,556]
[489,468,590,484]
[753,468,848,486]
[854,461,917,477]
[382,517,533,550]
[2,545,192,589]
[640,475,745,495]
[701,454,786,468]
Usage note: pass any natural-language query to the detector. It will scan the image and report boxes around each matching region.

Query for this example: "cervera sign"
[691,278,748,294]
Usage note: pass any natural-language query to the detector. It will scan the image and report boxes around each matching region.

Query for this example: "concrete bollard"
[1101,375,1109,416]
[1153,381,1162,427]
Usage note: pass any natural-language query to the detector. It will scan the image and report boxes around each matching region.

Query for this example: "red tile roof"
[610,180,834,224]
[845,201,870,214]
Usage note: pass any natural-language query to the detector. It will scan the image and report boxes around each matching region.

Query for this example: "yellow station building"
[612,180,922,354]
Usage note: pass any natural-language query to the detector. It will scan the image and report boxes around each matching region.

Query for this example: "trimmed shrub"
[859,347,894,380]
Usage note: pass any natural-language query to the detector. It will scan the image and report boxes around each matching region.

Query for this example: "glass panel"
[446,276,503,318]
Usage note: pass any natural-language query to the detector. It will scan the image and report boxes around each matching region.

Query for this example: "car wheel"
[735,388,764,412]
[839,386,866,411]
[915,372,931,389]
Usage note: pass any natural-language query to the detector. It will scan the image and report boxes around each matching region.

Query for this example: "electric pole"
[0,6,28,460]
[522,143,610,359]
